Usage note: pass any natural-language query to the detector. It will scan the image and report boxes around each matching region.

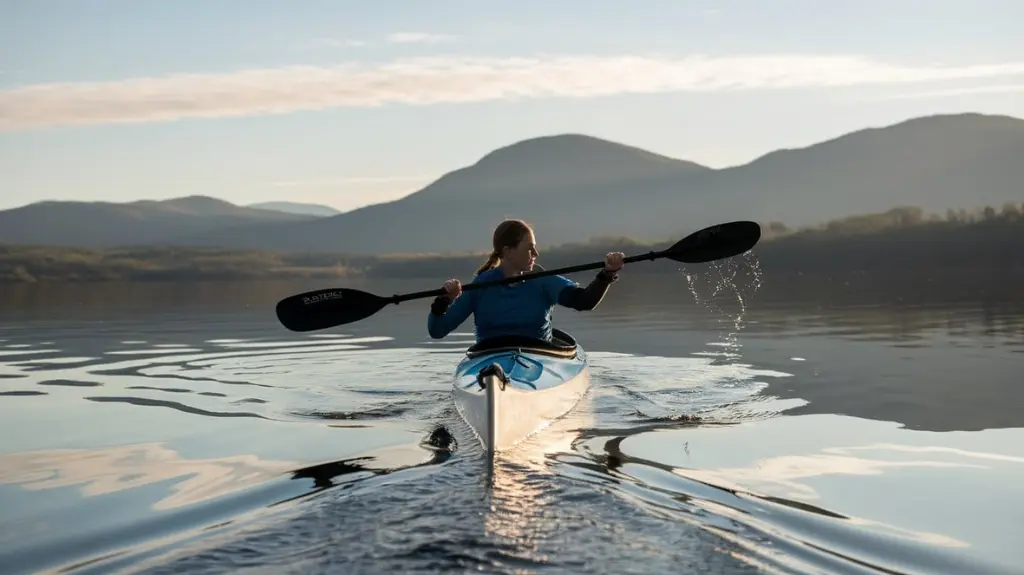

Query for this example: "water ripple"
[2,281,1023,575]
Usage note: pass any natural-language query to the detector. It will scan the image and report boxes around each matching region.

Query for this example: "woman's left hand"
[604,251,625,273]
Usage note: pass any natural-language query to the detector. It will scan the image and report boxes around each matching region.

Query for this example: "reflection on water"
[0,269,1023,574]
[480,400,598,564]
[565,414,1024,574]
[0,443,295,511]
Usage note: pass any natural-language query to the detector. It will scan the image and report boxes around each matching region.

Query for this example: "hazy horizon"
[2,0,1022,212]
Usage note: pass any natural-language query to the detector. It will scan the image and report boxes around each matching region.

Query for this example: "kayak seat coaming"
[455,328,587,393]
[465,327,579,359]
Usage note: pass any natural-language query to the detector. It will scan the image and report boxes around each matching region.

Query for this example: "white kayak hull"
[452,328,590,457]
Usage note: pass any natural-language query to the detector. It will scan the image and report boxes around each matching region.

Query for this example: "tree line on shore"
[2,202,1021,283]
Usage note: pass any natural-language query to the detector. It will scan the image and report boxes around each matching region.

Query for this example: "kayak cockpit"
[465,328,579,359]
[456,329,587,392]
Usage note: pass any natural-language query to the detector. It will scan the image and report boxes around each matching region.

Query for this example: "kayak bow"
[452,328,590,457]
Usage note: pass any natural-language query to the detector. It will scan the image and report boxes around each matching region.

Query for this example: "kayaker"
[427,219,624,343]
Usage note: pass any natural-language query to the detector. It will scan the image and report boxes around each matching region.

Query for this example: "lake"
[1,260,1022,574]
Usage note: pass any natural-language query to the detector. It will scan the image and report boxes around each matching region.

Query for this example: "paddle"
[275,220,762,332]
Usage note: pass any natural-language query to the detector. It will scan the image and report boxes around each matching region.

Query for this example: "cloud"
[2,53,1024,131]
[859,82,1024,101]
[385,32,459,44]
[307,37,367,49]
[293,37,368,53]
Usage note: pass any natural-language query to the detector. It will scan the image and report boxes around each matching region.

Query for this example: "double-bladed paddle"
[275,220,762,332]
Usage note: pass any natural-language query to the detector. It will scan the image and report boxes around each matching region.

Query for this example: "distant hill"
[3,113,1022,254]
[0,195,316,247]
[5,203,1020,284]
[410,133,710,201]
[247,201,341,217]
[180,113,1024,254]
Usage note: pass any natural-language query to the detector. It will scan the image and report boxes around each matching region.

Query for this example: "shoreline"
[2,207,1021,284]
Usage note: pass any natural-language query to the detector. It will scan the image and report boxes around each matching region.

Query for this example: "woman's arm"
[557,269,618,311]
[427,291,475,338]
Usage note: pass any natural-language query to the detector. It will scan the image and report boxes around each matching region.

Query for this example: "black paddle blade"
[665,221,762,263]
[275,288,390,332]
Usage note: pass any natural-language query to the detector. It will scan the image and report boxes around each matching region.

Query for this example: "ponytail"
[475,250,500,275]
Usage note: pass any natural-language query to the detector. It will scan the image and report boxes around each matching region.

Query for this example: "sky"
[1,0,1022,212]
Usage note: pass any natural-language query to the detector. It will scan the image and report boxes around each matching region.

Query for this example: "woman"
[427,219,625,343]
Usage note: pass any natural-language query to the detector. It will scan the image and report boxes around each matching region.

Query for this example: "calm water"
[1,262,1022,574]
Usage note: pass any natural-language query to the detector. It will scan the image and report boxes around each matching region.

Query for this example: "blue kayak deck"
[453,329,589,392]
[455,349,588,391]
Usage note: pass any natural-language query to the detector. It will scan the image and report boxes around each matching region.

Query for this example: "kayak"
[452,328,591,457]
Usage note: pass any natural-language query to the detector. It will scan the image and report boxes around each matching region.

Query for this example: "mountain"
[710,112,1024,226]
[179,113,1024,254]
[3,113,1022,254]
[247,201,341,217]
[409,133,710,201]
[0,195,317,247]
[181,133,717,253]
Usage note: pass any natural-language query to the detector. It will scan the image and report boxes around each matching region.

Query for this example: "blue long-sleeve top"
[427,266,618,343]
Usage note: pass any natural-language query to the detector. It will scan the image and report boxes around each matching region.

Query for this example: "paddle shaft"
[388,248,666,305]
[273,221,761,332]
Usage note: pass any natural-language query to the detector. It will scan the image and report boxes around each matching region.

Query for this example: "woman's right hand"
[441,279,462,300]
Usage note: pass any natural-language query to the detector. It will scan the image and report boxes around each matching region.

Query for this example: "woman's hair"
[475,219,533,275]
